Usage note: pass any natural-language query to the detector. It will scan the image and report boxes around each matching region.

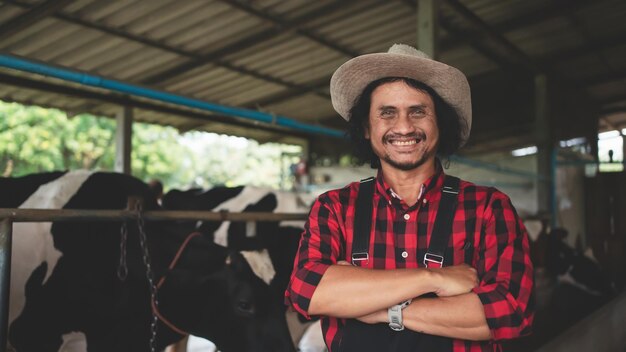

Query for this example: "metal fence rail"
[0,208,308,222]
[0,207,308,352]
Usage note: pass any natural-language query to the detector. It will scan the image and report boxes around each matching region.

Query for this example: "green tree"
[0,102,116,175]
[0,101,302,191]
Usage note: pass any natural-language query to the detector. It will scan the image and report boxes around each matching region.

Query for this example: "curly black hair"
[347,77,468,168]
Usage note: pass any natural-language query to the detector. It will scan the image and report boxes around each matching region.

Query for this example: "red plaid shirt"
[285,165,534,351]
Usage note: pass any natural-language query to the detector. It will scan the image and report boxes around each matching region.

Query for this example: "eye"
[409,109,426,118]
[380,109,395,118]
[237,300,253,313]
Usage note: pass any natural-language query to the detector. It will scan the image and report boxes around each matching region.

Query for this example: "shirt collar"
[375,159,446,204]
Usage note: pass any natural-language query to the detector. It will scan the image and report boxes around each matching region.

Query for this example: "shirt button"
[423,198,428,204]
[403,213,410,220]
[401,251,408,258]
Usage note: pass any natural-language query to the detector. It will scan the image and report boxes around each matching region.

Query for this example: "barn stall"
[1,0,626,351]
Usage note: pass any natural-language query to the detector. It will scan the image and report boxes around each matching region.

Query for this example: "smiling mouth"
[383,133,425,147]
[389,139,420,146]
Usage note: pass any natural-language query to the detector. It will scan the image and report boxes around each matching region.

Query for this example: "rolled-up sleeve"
[285,194,343,319]
[472,192,535,341]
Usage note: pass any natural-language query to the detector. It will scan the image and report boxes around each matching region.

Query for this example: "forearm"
[308,264,435,318]
[404,292,491,341]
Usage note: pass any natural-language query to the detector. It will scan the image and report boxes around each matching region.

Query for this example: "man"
[285,44,534,351]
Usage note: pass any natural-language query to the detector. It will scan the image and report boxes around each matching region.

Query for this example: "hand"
[431,264,478,297]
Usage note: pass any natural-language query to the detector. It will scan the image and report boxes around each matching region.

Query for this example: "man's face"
[365,81,439,171]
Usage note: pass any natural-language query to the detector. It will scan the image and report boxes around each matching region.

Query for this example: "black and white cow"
[161,185,326,351]
[3,171,295,352]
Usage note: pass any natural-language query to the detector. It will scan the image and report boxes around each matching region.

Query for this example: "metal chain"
[135,202,159,352]
[117,221,128,281]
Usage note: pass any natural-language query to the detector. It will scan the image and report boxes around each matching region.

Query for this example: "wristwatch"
[388,299,412,331]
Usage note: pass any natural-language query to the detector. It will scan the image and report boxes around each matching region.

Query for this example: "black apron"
[337,176,461,352]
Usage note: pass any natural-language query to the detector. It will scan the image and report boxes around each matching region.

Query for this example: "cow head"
[9,262,65,351]
[154,234,295,351]
[160,185,310,347]
[544,228,614,297]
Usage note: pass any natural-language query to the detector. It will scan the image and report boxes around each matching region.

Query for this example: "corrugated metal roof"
[1,0,625,153]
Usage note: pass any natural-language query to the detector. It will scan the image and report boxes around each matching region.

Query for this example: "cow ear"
[251,193,277,211]
[225,251,247,273]
[25,262,48,298]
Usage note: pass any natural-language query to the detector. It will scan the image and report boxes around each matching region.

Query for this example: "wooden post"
[115,106,133,174]
[0,218,13,352]
[534,74,554,220]
[417,0,439,59]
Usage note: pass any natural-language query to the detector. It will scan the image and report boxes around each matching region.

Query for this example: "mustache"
[382,132,425,143]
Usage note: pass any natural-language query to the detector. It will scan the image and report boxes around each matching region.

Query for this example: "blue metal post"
[550,147,558,228]
[0,54,344,139]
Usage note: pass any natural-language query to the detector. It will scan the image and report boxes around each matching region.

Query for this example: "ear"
[225,251,247,274]
[25,262,47,298]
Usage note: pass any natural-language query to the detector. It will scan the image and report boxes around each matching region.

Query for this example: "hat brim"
[330,52,472,145]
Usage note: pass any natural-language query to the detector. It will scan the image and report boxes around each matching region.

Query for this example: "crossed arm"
[308,263,491,341]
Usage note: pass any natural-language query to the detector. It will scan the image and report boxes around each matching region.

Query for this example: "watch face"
[389,310,404,331]
[389,302,407,331]
[389,322,404,331]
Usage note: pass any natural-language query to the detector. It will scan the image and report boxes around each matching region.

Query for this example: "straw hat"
[330,44,472,144]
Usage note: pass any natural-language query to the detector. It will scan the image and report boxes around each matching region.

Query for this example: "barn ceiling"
[0,0,625,156]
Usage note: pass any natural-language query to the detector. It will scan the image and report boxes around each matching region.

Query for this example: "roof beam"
[2,0,197,57]
[579,71,626,87]
[0,72,310,138]
[439,0,539,72]
[3,0,330,100]
[0,0,73,38]
[219,0,359,57]
[244,77,330,109]
[401,0,531,72]
[438,19,521,70]
[140,0,357,85]
[538,32,626,66]
[440,0,589,51]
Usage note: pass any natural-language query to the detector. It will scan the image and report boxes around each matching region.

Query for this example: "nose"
[392,113,416,134]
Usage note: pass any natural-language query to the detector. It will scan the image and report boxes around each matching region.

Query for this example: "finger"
[337,260,351,266]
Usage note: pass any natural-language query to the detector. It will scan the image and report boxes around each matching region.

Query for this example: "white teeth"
[391,140,417,146]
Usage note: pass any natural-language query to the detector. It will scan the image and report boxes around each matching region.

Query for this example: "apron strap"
[352,177,375,265]
[424,176,460,268]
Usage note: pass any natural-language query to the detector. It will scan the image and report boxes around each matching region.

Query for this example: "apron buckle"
[423,252,444,268]
[351,252,369,266]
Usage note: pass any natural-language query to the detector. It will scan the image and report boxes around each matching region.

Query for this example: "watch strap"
[388,299,412,331]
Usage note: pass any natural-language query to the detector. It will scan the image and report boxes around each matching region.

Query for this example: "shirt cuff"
[285,262,332,320]
[472,284,528,341]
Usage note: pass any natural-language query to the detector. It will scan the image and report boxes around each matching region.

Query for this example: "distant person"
[285,44,534,351]
[292,157,310,191]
